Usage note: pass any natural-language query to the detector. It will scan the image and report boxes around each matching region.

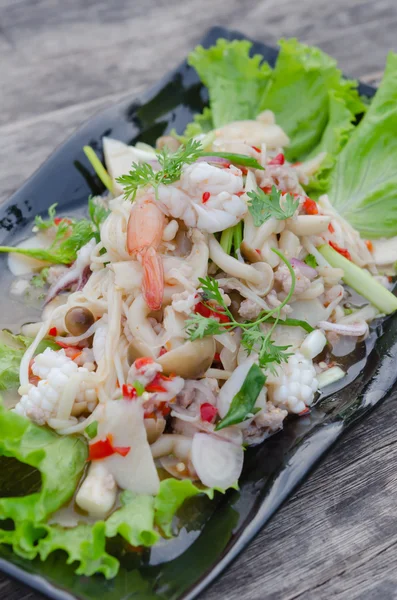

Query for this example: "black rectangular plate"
[0,25,394,600]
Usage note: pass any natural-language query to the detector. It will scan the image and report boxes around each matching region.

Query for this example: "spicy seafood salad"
[1,38,397,577]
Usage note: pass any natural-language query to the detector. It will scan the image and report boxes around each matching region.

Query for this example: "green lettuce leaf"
[188,39,272,128]
[0,331,59,391]
[0,404,232,578]
[0,405,87,523]
[105,491,159,546]
[328,52,397,238]
[154,478,215,537]
[305,90,357,194]
[260,39,365,161]
[38,522,119,579]
[184,107,213,138]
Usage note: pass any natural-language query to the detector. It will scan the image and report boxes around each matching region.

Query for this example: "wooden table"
[1,0,397,598]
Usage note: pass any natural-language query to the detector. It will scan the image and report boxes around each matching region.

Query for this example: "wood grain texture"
[1,0,397,598]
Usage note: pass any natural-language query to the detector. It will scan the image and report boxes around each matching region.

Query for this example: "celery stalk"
[233,222,243,255]
[220,228,234,255]
[83,146,113,193]
[319,244,397,314]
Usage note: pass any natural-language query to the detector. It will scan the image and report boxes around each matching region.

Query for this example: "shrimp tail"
[142,246,164,311]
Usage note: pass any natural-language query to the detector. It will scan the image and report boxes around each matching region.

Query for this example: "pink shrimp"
[127,197,165,311]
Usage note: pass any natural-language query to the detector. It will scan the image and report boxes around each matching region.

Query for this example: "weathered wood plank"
[2,1,397,599]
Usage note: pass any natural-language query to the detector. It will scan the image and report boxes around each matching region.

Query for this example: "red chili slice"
[113,445,131,457]
[303,198,318,215]
[194,302,230,323]
[122,384,137,400]
[88,436,115,460]
[88,435,130,460]
[135,357,154,370]
[252,146,261,153]
[202,191,210,203]
[329,241,351,261]
[328,223,335,233]
[48,327,58,336]
[200,403,218,423]
[146,373,167,394]
[268,153,285,165]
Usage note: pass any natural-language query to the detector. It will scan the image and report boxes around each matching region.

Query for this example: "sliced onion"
[159,456,196,480]
[318,320,369,337]
[196,156,231,167]
[290,258,317,280]
[191,432,244,489]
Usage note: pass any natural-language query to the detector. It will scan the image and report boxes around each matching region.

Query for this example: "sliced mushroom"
[127,338,155,365]
[246,262,274,296]
[156,136,181,152]
[145,417,166,444]
[65,306,95,336]
[158,338,216,379]
[240,241,262,263]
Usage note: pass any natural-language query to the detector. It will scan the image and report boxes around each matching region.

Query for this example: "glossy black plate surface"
[0,25,393,600]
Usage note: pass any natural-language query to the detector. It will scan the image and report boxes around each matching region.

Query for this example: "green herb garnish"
[304,254,318,268]
[247,185,299,226]
[215,364,266,430]
[185,249,298,373]
[85,421,98,440]
[117,139,202,200]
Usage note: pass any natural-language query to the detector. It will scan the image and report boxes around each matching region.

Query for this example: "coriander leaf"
[85,420,98,440]
[215,364,266,430]
[35,204,57,230]
[328,52,397,238]
[117,139,202,200]
[247,186,299,226]
[188,39,272,128]
[185,314,224,341]
[258,338,292,375]
[260,38,365,161]
[198,276,225,306]
[117,161,156,200]
[0,219,96,265]
[30,267,49,289]
[88,196,110,229]
[304,254,318,268]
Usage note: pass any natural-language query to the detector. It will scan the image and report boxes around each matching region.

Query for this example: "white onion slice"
[318,320,369,337]
[191,432,244,489]
[196,156,231,167]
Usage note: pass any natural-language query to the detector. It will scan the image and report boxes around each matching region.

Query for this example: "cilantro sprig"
[185,249,298,374]
[116,139,203,200]
[247,185,299,226]
[116,141,265,201]
[0,200,108,266]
